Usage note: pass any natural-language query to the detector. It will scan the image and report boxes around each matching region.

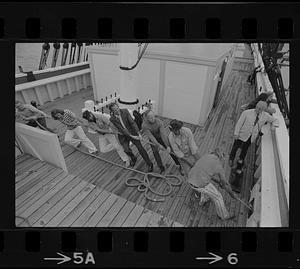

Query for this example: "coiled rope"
[34,119,183,202]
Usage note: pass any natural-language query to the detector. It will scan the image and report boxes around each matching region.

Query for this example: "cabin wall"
[88,44,235,125]
[148,43,233,60]
[222,48,236,87]
[136,58,160,114]
[198,47,236,125]
[280,66,289,89]
[162,62,208,124]
[89,53,120,101]
[89,53,213,124]
[198,66,217,124]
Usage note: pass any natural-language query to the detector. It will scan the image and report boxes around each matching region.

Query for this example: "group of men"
[15,95,279,221]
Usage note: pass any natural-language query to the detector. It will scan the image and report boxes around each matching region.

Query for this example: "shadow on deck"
[16,59,256,227]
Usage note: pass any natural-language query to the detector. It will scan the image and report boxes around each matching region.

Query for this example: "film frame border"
[0,2,299,268]
[0,3,298,40]
[0,230,299,267]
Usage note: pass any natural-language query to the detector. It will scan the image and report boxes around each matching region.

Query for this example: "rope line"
[34,119,183,202]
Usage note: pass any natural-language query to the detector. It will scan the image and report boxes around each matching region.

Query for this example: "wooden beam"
[74,76,81,92]
[56,82,64,98]
[45,84,54,102]
[21,90,30,104]
[34,87,44,105]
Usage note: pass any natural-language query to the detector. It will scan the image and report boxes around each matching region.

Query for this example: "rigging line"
[119,43,149,71]
[38,43,50,70]
[51,43,61,68]
[69,43,77,65]
[76,43,83,63]
[33,119,183,202]
[61,43,69,66]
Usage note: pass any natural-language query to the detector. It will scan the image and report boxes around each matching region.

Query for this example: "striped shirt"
[60,109,80,129]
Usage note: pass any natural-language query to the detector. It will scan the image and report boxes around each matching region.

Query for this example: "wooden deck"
[16,155,183,227]
[16,57,257,227]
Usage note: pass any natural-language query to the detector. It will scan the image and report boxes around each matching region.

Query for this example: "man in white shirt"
[168,119,200,176]
[229,101,279,172]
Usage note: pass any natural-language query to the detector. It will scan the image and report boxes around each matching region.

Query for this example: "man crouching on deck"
[187,148,235,221]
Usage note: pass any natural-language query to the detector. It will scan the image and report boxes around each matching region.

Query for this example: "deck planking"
[16,168,64,208]
[71,190,111,227]
[109,201,136,227]
[59,187,104,227]
[16,52,257,227]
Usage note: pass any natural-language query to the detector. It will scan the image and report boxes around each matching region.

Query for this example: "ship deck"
[16,59,256,227]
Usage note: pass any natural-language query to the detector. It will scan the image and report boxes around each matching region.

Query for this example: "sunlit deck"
[16,59,256,227]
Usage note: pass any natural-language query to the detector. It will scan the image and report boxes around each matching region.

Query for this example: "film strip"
[1,2,299,268]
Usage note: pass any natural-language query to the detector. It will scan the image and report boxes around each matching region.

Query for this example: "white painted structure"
[16,123,67,172]
[87,43,236,125]
[15,62,92,106]
[118,44,139,110]
[247,44,289,227]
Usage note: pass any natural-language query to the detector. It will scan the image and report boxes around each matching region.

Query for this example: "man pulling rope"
[187,148,252,221]
[33,118,183,202]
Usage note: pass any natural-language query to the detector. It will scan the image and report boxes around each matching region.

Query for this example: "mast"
[118,43,139,110]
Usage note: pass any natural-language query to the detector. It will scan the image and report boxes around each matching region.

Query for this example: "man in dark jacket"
[108,103,153,172]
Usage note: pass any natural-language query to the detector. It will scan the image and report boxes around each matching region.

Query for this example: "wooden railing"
[246,44,289,227]
[15,64,92,106]
[16,62,90,85]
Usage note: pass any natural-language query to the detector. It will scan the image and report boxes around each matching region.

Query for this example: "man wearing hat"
[168,119,200,176]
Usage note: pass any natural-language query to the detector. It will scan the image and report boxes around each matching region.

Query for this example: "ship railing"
[96,43,119,48]
[246,43,289,227]
[16,61,88,80]
[15,63,92,106]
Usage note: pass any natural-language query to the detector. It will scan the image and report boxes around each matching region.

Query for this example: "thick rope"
[34,119,183,202]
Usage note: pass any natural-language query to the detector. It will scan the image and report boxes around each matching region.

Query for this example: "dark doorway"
[212,57,228,109]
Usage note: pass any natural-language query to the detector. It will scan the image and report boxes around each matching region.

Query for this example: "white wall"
[90,53,120,101]
[221,49,235,87]
[148,43,233,60]
[163,62,208,125]
[136,58,160,114]
[88,43,235,125]
[198,46,236,125]
[280,66,289,90]
[198,66,217,124]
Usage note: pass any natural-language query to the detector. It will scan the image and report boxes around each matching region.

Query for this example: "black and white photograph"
[15,42,289,228]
